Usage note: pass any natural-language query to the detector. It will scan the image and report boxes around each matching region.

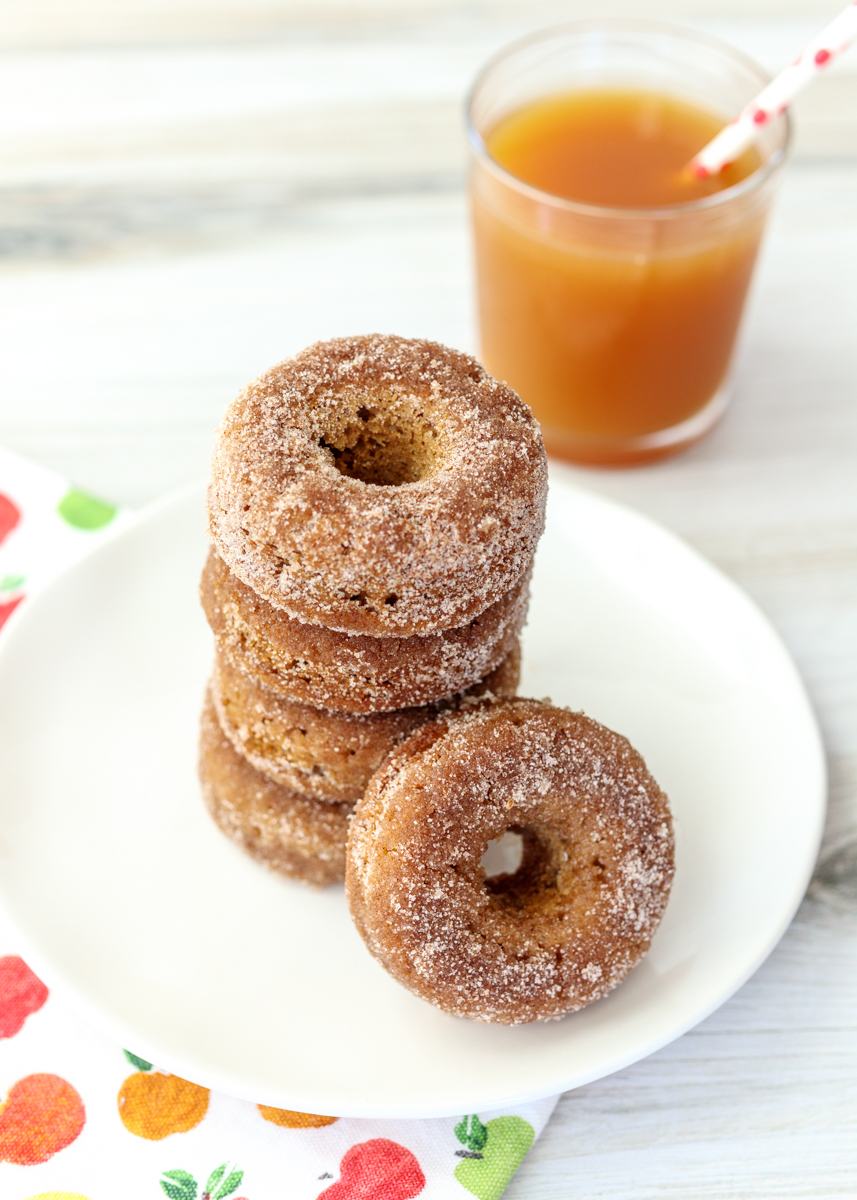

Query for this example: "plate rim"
[0,475,827,1117]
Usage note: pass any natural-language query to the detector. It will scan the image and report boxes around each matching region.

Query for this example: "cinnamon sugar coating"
[210,643,520,803]
[346,699,674,1023]
[207,335,547,636]
[201,550,529,714]
[199,692,351,887]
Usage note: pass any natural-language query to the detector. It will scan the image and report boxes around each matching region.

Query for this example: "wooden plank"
[0,1,848,49]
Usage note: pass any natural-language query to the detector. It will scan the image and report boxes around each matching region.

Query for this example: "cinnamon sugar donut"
[210,643,520,803]
[201,550,529,714]
[346,699,674,1023]
[199,693,351,886]
[208,335,547,637]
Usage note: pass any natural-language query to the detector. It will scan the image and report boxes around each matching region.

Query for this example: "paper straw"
[692,1,857,177]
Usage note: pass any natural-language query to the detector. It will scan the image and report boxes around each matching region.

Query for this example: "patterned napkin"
[0,447,558,1200]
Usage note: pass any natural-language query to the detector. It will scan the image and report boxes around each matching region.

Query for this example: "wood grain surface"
[0,3,855,1194]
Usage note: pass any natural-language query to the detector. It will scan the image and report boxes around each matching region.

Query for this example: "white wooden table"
[1,1,855,1194]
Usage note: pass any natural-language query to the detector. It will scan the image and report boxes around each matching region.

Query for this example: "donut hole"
[484,823,567,912]
[317,397,438,487]
[481,830,524,879]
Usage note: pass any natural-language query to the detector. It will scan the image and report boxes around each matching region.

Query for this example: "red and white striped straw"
[692,1,857,177]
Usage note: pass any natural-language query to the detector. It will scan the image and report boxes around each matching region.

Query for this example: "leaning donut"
[200,550,529,714]
[346,698,674,1023]
[208,335,547,637]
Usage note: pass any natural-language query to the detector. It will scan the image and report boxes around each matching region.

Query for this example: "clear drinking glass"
[467,21,790,466]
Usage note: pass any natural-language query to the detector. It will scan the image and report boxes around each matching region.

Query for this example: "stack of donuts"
[198,334,549,888]
[198,333,675,1024]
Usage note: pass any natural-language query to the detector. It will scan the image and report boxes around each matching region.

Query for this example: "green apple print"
[57,488,116,530]
[454,1115,535,1200]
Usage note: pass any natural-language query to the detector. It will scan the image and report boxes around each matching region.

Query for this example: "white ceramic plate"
[0,476,825,1118]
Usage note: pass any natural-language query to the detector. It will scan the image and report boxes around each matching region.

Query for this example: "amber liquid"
[472,89,766,464]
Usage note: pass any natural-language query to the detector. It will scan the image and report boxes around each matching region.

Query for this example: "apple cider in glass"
[468,24,789,466]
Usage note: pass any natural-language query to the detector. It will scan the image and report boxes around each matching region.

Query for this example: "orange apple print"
[0,956,49,1038]
[318,1139,425,1200]
[0,1073,85,1164]
[117,1051,209,1141]
[258,1104,338,1129]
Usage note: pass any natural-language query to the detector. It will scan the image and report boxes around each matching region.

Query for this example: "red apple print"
[0,957,49,1038]
[0,593,24,633]
[0,1073,85,1163]
[318,1139,425,1200]
[0,494,19,547]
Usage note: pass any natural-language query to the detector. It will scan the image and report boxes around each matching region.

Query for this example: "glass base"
[540,379,733,468]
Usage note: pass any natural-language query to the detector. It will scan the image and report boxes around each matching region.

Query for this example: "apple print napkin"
[0,446,559,1200]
